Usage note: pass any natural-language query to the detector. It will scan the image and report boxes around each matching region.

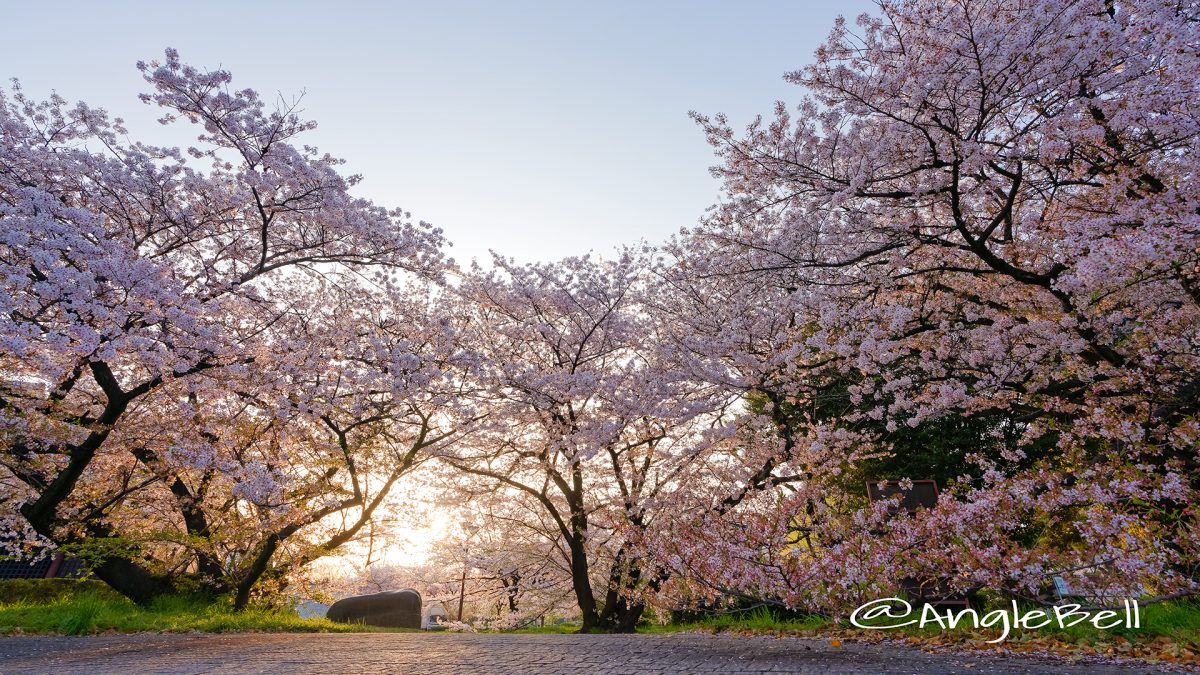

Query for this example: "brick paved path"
[0,632,1183,674]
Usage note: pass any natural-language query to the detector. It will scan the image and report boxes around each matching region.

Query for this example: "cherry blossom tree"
[650,0,1200,614]
[158,284,468,608]
[0,50,451,604]
[445,253,723,632]
[433,476,591,627]
[7,0,1197,627]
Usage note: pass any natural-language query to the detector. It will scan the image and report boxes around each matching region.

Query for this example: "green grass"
[0,578,124,605]
[6,578,1195,653]
[504,623,583,634]
[627,599,1198,653]
[0,579,414,635]
[640,606,830,635]
[497,607,831,635]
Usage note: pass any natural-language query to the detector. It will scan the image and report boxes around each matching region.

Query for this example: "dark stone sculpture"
[326,589,423,629]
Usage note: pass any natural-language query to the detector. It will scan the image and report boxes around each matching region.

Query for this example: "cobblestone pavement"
[0,632,1186,674]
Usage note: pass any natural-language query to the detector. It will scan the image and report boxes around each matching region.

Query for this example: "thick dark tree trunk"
[21,510,177,607]
[568,535,601,632]
[598,596,645,633]
[92,556,175,605]
[595,549,646,633]
[233,534,281,610]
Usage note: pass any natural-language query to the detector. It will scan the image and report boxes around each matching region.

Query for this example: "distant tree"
[445,254,723,632]
[432,483,580,627]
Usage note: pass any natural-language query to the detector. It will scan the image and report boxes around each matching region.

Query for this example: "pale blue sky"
[2,1,874,264]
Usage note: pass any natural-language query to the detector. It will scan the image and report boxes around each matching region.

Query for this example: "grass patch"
[0,578,123,605]
[641,606,830,635]
[654,599,1199,664]
[497,607,830,635]
[0,579,414,635]
[642,599,1198,644]
[503,622,583,634]
[57,592,106,635]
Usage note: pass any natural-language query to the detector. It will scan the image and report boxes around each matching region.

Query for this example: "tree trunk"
[597,549,645,633]
[92,556,175,605]
[598,597,645,633]
[28,519,178,606]
[503,573,520,613]
[233,534,281,610]
[567,535,601,632]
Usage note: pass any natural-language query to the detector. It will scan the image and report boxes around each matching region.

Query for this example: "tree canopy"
[3,0,1198,629]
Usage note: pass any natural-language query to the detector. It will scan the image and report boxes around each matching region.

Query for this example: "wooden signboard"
[865,479,939,514]
[865,479,969,609]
